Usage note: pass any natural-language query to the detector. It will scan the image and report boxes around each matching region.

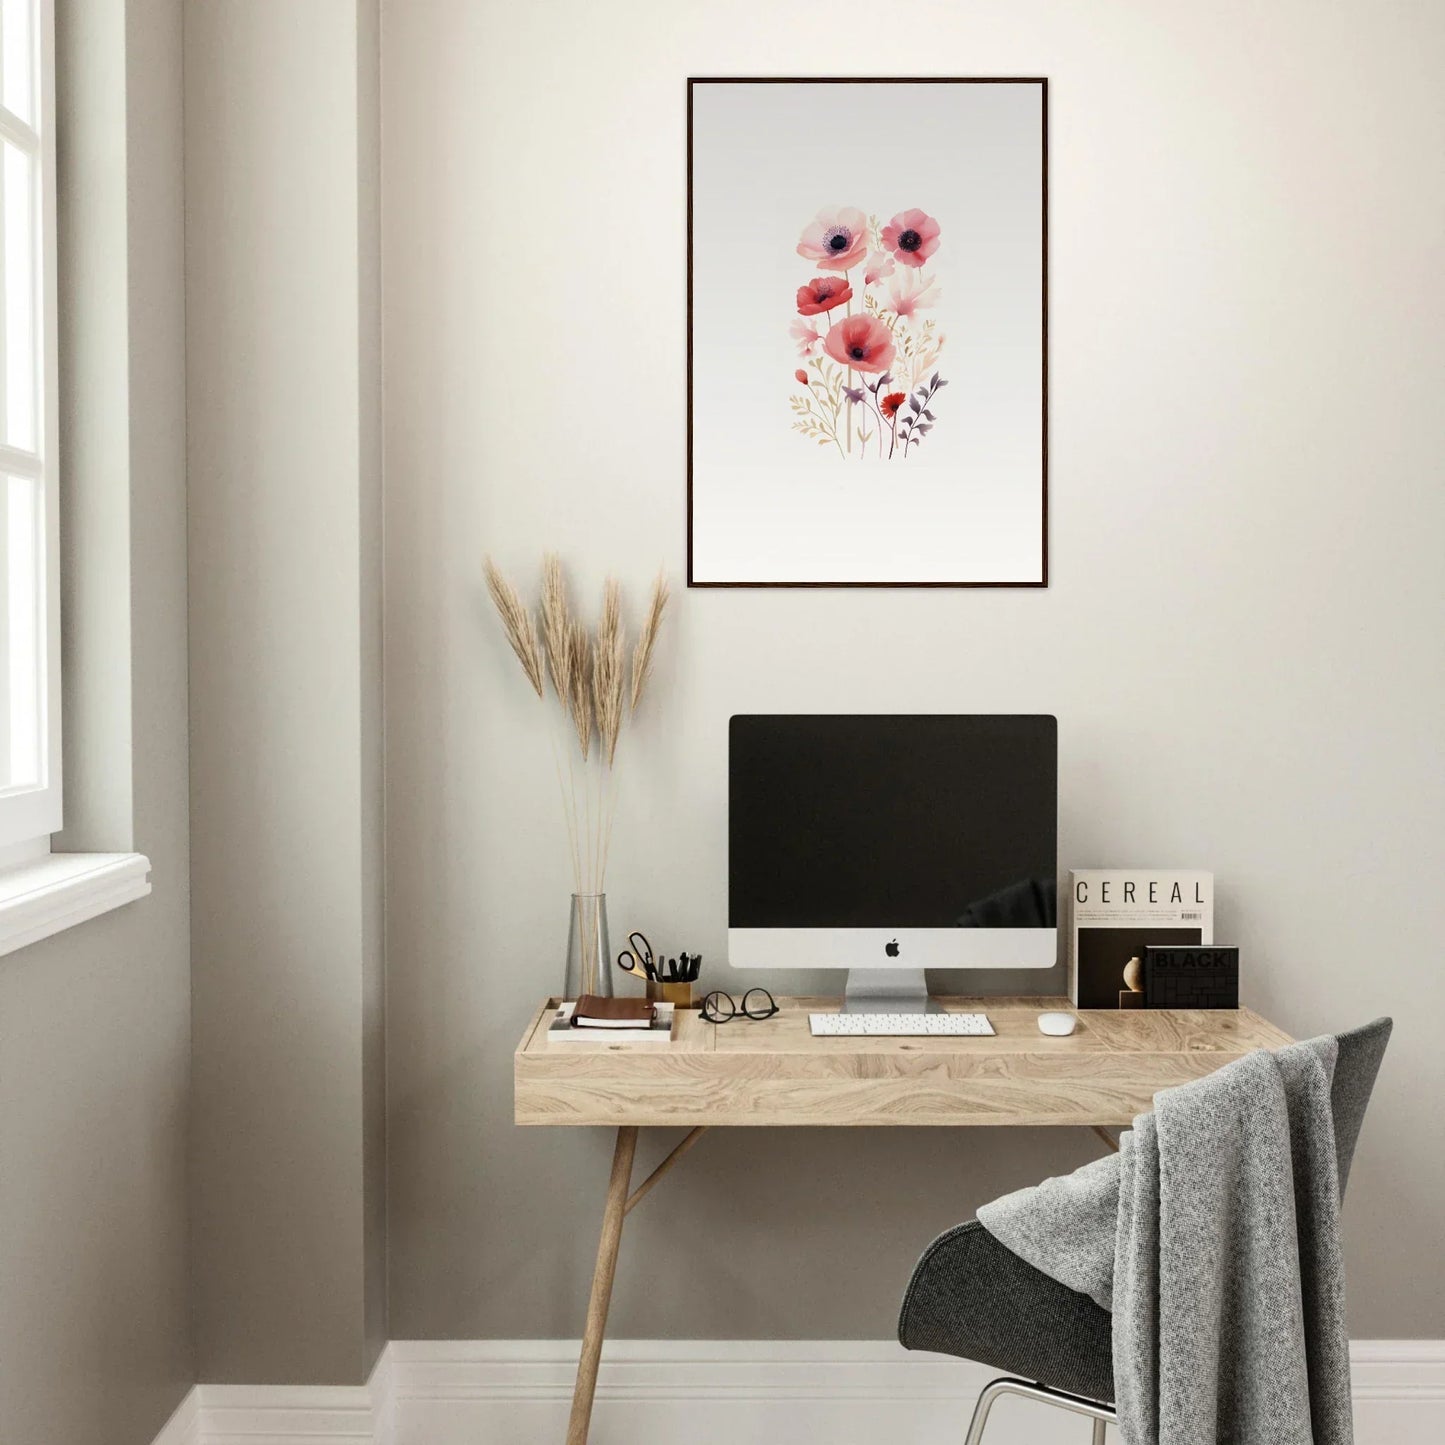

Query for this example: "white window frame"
[0,0,149,956]
[0,0,60,852]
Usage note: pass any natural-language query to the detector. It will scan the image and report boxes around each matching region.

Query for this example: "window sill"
[0,852,152,959]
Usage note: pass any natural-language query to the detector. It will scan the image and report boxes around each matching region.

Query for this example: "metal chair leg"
[963,1377,1116,1445]
[962,1379,1011,1445]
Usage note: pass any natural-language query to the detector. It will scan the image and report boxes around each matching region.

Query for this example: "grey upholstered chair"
[898,1018,1392,1443]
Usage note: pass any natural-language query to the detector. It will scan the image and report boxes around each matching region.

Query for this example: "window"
[0,0,148,955]
[0,0,57,852]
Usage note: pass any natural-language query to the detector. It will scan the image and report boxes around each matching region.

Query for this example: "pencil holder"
[648,980,694,1008]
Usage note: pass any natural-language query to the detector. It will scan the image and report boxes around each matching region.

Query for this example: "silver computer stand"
[841,968,941,1014]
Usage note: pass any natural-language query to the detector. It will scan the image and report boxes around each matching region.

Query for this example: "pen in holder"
[650,953,701,1007]
[616,933,702,1007]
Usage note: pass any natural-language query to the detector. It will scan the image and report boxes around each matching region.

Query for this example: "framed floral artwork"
[687,78,1048,587]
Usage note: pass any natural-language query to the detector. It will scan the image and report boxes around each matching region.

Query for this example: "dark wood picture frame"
[686,76,1049,589]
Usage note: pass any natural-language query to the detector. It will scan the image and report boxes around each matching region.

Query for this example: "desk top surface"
[514,996,1292,1128]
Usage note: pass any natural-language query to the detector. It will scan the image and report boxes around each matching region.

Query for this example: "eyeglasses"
[700,988,779,1023]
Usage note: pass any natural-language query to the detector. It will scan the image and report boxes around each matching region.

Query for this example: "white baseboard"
[1349,1340,1445,1442]
[154,1339,1445,1445]
[389,1340,1088,1444]
[202,1381,378,1445]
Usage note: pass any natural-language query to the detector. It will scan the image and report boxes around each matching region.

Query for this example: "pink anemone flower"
[789,319,823,356]
[863,250,895,286]
[796,275,854,316]
[881,208,941,268]
[796,206,869,272]
[887,269,941,320]
[823,314,896,374]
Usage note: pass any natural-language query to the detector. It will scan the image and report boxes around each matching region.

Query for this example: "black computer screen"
[728,715,1057,928]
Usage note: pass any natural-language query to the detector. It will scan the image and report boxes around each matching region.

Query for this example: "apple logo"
[885,939,900,957]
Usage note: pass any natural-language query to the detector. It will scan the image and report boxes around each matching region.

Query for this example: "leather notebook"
[572,995,656,1029]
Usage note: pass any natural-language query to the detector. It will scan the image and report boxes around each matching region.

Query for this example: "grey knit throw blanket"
[978,1038,1353,1445]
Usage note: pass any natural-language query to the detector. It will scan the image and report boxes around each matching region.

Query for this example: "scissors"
[616,931,657,982]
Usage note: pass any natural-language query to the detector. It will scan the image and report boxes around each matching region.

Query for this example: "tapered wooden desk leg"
[566,1125,638,1445]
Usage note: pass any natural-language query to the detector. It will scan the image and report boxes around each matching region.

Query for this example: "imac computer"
[728,715,1057,1014]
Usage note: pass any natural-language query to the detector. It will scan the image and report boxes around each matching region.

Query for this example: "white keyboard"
[808,1011,995,1037]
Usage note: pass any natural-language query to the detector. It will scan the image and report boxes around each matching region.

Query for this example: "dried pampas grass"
[483,554,669,892]
[566,619,593,762]
[484,558,543,699]
[630,571,669,713]
[593,579,625,767]
[540,552,571,704]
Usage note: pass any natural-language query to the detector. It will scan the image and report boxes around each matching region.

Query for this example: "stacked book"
[1069,869,1214,1009]
[546,996,676,1045]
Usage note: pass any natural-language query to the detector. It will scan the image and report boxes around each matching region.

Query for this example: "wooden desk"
[514,996,1291,1444]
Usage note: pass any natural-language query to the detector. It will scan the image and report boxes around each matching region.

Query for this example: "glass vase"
[564,892,612,1001]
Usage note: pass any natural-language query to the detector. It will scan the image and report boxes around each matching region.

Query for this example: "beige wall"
[382,0,1445,1341]
[187,0,386,1386]
[0,3,192,1444]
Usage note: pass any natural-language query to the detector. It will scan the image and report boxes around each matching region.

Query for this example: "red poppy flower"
[795,369,810,385]
[880,391,907,420]
[823,314,896,374]
[882,208,941,268]
[796,276,854,317]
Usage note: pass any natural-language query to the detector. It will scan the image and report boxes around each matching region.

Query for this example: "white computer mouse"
[1037,1011,1078,1037]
